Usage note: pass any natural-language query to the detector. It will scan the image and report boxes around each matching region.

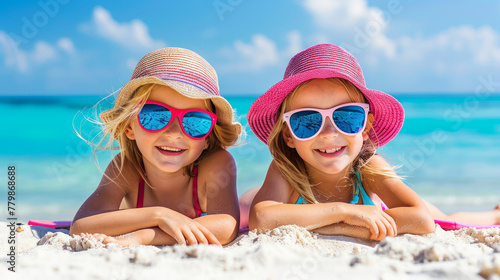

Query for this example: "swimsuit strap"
[349,173,360,204]
[137,177,145,208]
[136,169,204,217]
[192,166,204,218]
[295,172,365,205]
[294,171,378,207]
[295,195,306,204]
[352,171,376,206]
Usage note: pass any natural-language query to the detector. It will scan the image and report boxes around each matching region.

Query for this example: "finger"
[382,212,398,236]
[368,220,379,240]
[198,225,221,246]
[381,217,395,238]
[92,233,106,240]
[376,212,393,238]
[182,228,198,246]
[190,225,209,245]
[374,219,387,241]
[102,236,117,245]
[173,229,186,245]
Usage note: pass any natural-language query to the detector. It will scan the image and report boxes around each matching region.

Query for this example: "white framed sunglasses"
[282,103,370,141]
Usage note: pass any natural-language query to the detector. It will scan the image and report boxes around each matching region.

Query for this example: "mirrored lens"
[183,111,213,139]
[289,110,323,139]
[139,104,172,131]
[332,106,366,134]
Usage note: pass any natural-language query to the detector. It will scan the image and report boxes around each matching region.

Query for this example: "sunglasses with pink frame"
[137,101,217,140]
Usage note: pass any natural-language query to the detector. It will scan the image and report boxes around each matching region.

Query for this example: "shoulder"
[197,149,237,187]
[101,153,140,193]
[254,160,295,204]
[361,154,399,192]
[198,149,236,173]
[366,154,392,169]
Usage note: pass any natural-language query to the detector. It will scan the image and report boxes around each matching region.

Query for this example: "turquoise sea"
[1,94,500,222]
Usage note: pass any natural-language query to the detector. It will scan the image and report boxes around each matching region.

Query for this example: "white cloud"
[0,31,29,72]
[303,0,386,31]
[302,0,395,59]
[234,34,279,70]
[126,57,138,70]
[31,41,58,63]
[299,0,500,92]
[0,31,78,73]
[57,38,75,54]
[392,25,500,79]
[284,31,302,58]
[220,31,302,73]
[81,6,166,52]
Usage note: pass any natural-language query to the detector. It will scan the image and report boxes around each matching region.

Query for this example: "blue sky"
[1,0,500,96]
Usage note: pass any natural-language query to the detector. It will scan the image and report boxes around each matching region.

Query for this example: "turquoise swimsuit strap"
[352,171,376,206]
[295,171,376,206]
[295,195,306,204]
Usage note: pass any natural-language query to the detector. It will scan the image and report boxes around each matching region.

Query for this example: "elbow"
[215,215,239,246]
[248,205,274,232]
[69,219,83,236]
[417,208,436,235]
[422,216,436,234]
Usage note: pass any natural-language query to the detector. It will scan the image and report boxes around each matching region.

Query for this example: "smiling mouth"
[157,146,183,152]
[315,146,346,157]
[156,146,186,155]
[317,147,343,154]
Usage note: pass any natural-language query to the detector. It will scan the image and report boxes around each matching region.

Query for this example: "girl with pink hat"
[70,47,242,246]
[245,44,500,239]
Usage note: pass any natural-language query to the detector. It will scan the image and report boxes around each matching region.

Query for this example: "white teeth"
[318,147,342,153]
[158,146,182,152]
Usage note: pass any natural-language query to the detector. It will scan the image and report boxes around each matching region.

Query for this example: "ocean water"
[1,94,500,221]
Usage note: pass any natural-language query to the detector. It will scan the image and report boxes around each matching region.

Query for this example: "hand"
[341,204,397,240]
[90,233,139,247]
[157,209,221,246]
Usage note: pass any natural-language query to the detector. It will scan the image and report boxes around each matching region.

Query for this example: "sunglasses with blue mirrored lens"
[137,101,217,140]
[282,103,370,141]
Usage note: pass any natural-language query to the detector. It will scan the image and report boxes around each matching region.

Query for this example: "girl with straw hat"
[70,47,242,246]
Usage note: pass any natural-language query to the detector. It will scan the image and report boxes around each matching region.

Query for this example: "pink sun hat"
[247,43,404,147]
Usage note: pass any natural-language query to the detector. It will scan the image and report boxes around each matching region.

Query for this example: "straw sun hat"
[248,44,404,147]
[111,47,238,128]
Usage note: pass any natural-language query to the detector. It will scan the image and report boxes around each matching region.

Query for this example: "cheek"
[293,140,314,157]
[189,138,209,153]
[349,135,365,153]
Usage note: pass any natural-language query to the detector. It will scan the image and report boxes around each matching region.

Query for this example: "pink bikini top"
[136,166,204,218]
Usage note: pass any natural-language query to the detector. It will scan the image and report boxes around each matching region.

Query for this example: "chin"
[323,166,347,175]
[325,160,353,173]
[156,162,186,173]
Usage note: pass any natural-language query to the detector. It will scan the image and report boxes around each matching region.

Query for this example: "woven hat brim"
[116,76,238,126]
[248,69,404,147]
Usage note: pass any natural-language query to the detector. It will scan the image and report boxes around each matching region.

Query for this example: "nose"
[318,117,339,138]
[163,117,183,138]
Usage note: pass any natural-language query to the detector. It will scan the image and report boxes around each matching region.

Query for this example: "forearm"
[70,207,163,236]
[126,227,177,246]
[195,214,239,245]
[119,214,238,246]
[385,207,435,235]
[250,201,347,231]
[312,222,372,239]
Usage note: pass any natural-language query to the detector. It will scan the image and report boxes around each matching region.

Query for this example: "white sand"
[1,222,500,280]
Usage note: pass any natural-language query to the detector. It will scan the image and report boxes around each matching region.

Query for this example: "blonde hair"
[268,78,400,204]
[90,83,241,187]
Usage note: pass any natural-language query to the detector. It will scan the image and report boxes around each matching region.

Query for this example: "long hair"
[268,78,400,204]
[87,83,241,187]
